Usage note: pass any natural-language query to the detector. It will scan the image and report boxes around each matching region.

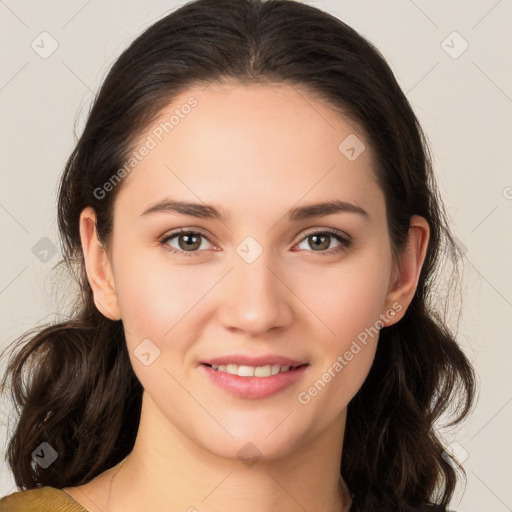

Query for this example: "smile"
[205,363,304,377]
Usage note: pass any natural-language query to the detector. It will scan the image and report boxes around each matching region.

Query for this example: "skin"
[65,82,429,512]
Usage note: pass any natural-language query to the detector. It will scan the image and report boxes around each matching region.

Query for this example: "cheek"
[113,255,214,392]
[293,250,390,407]
[113,247,216,338]
[296,249,392,345]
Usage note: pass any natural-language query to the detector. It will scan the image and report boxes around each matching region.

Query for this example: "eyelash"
[159,228,351,257]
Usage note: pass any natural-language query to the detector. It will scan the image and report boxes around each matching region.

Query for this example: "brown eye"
[296,230,351,254]
[161,230,213,256]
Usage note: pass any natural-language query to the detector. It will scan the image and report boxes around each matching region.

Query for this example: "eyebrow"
[139,199,369,222]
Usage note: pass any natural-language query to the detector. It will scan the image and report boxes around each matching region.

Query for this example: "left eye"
[162,231,214,255]
[295,230,350,254]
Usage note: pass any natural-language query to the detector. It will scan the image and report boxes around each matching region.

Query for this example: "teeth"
[226,364,238,374]
[255,365,272,377]
[210,363,297,377]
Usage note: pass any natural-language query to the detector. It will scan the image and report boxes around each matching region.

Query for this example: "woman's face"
[100,82,404,460]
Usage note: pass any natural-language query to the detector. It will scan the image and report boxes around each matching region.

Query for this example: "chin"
[195,421,307,464]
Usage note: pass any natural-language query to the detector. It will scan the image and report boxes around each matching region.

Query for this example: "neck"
[108,391,352,512]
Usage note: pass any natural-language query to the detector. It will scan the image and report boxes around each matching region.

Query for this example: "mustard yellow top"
[0,486,456,511]
[0,486,89,511]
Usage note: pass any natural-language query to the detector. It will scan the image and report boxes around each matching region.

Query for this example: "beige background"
[1,0,511,510]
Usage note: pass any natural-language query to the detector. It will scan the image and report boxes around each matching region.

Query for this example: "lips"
[199,354,309,399]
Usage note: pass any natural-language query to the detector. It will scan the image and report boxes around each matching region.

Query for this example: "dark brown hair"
[1,1,476,510]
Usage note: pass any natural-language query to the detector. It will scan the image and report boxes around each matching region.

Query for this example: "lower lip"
[199,364,309,399]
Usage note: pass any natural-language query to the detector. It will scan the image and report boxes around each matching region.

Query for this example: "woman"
[0,0,476,510]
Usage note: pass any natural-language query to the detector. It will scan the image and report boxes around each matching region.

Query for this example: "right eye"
[160,230,215,256]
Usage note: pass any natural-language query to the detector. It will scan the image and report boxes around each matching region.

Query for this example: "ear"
[381,215,430,327]
[79,206,122,321]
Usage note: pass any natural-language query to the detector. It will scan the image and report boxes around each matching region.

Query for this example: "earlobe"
[79,207,122,321]
[381,215,430,327]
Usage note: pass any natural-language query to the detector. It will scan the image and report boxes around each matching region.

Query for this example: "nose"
[217,252,294,336]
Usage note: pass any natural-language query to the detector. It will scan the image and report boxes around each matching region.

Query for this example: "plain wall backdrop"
[1,0,511,510]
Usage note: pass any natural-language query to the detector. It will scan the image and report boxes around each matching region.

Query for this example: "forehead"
[115,81,383,222]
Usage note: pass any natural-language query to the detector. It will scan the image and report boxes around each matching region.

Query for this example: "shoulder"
[0,486,89,511]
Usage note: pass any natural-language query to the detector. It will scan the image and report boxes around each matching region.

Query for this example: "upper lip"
[201,355,308,367]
